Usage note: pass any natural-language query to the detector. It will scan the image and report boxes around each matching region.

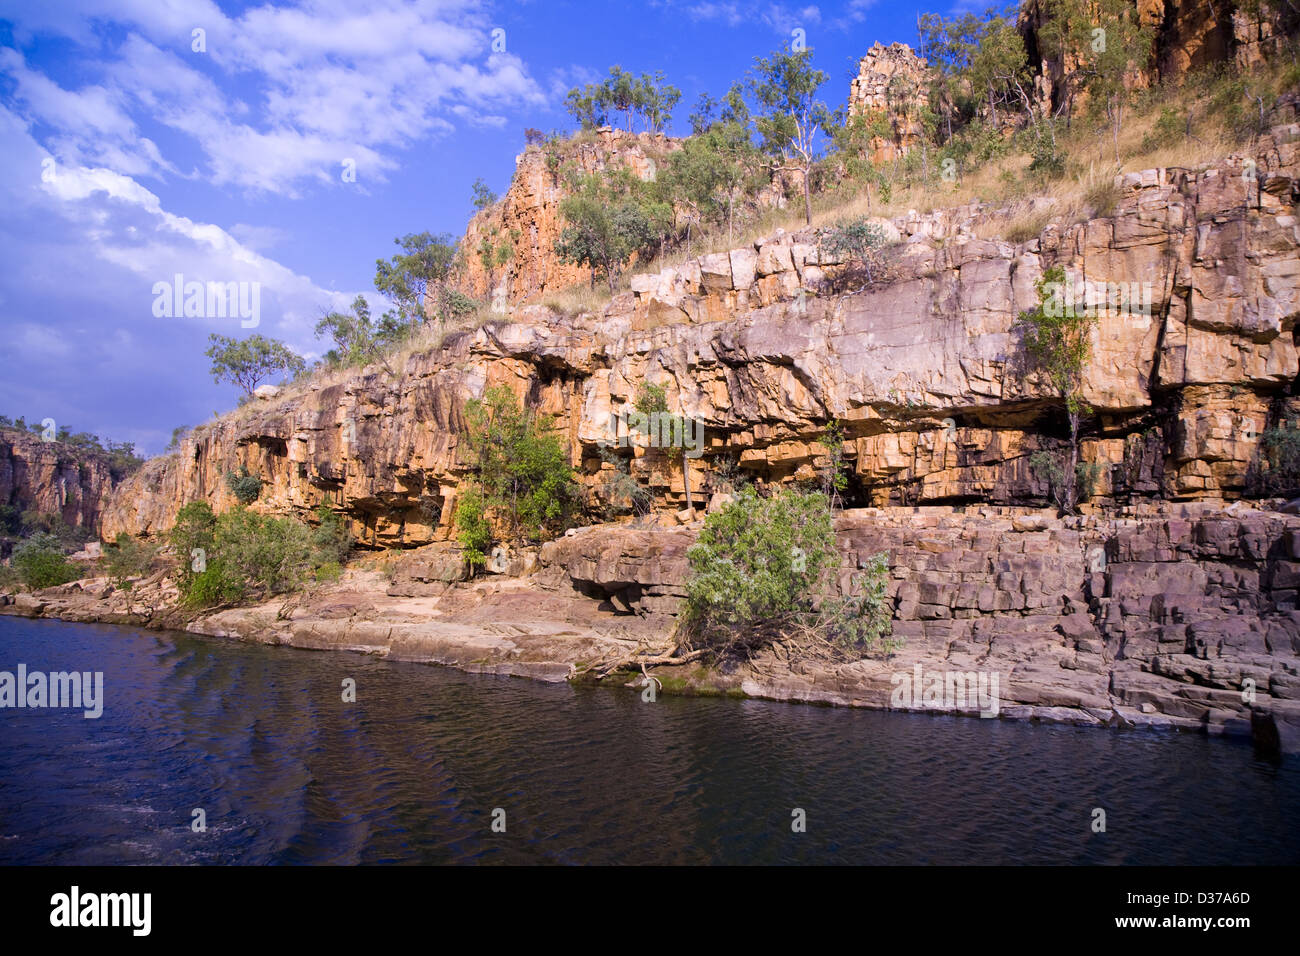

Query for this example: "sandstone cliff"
[1020,0,1299,110]
[100,96,1300,546]
[847,42,932,163]
[0,429,117,537]
[452,128,680,305]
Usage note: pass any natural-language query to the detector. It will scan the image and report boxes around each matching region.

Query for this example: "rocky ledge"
[7,501,1298,757]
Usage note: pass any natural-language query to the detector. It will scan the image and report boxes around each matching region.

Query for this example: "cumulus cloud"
[0,0,547,196]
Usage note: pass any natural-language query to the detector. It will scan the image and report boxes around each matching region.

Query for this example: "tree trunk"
[1065,409,1081,514]
[802,166,812,225]
[682,446,692,516]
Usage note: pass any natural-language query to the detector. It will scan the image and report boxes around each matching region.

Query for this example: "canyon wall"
[0,429,117,536]
[99,102,1300,547]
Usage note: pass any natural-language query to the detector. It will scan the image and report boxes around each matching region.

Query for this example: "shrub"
[170,501,217,595]
[684,487,894,660]
[102,532,156,592]
[454,487,492,570]
[460,385,581,542]
[311,503,352,566]
[1140,107,1186,153]
[213,508,312,596]
[225,467,262,504]
[12,534,77,590]
[1249,423,1300,497]
[815,218,889,288]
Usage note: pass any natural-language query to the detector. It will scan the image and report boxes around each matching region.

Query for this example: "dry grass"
[221,54,1295,426]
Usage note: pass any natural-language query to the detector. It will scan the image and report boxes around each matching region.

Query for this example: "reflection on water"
[1,616,1296,865]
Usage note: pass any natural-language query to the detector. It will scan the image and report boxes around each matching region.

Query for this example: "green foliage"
[373,232,462,327]
[555,170,666,291]
[205,334,305,396]
[11,533,77,590]
[1030,451,1101,509]
[818,421,849,505]
[170,501,217,595]
[224,466,262,505]
[1019,265,1096,418]
[634,382,669,416]
[684,487,894,660]
[471,177,498,211]
[461,385,581,543]
[212,508,312,598]
[661,118,762,242]
[1141,107,1187,152]
[315,295,408,369]
[311,503,352,566]
[166,425,190,452]
[102,532,155,591]
[747,44,830,223]
[564,66,681,133]
[596,447,653,518]
[1250,423,1300,497]
[454,486,492,569]
[816,218,889,287]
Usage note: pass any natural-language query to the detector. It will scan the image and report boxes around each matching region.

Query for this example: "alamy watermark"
[0,664,103,718]
[1042,269,1153,320]
[599,410,705,459]
[152,273,260,328]
[890,663,1001,718]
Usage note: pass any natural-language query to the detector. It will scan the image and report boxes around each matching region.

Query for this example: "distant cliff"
[0,429,118,537]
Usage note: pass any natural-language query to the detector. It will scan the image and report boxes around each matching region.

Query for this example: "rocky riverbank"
[5,501,1298,756]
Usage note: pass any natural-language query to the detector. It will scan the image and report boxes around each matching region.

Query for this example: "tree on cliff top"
[564,67,681,133]
[373,232,470,329]
[205,334,305,397]
[746,45,830,225]
[554,169,666,292]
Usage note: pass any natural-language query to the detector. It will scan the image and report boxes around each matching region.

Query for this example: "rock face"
[847,42,932,163]
[452,128,680,305]
[100,101,1300,544]
[0,429,117,537]
[14,501,1300,751]
[1020,0,1298,108]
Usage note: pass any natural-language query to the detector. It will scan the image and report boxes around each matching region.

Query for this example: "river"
[1,616,1296,865]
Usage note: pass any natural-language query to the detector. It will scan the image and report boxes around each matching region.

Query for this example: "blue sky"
[0,0,935,455]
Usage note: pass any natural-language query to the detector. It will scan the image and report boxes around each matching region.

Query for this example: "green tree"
[373,232,463,329]
[747,45,830,224]
[101,532,156,610]
[554,171,665,292]
[11,533,77,590]
[169,501,217,597]
[460,385,581,542]
[471,177,498,212]
[454,486,492,570]
[635,70,681,134]
[315,295,407,368]
[1018,265,1098,514]
[684,487,894,660]
[205,334,305,397]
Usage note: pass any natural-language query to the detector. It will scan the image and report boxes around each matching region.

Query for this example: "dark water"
[0,616,1296,865]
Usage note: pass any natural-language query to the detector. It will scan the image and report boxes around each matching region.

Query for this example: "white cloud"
[0,0,548,196]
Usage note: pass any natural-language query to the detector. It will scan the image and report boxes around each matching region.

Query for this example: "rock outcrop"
[452,128,680,305]
[847,42,932,163]
[1020,0,1298,110]
[0,429,117,540]
[12,500,1300,752]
